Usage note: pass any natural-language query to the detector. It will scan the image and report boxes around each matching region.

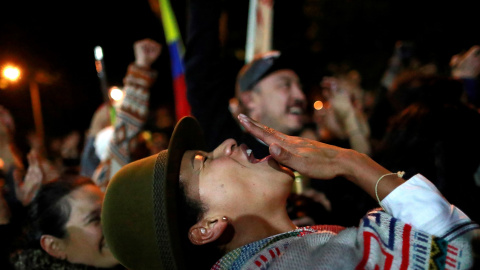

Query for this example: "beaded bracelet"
[375,171,405,210]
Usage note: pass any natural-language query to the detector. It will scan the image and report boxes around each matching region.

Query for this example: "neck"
[222,208,297,253]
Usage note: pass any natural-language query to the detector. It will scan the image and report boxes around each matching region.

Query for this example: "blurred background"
[0,0,478,154]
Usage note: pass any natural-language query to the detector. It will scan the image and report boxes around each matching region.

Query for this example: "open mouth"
[288,106,304,115]
[243,145,271,164]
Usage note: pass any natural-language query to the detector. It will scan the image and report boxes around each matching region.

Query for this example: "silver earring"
[200,228,206,234]
[222,216,228,221]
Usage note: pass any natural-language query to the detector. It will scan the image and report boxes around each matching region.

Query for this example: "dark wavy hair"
[27,174,94,243]
[10,174,127,269]
[177,180,226,269]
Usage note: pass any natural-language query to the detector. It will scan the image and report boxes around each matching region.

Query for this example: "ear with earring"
[188,216,230,245]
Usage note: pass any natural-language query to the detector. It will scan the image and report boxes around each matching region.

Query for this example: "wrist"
[343,113,361,135]
[341,149,389,186]
[134,61,152,70]
[335,148,363,180]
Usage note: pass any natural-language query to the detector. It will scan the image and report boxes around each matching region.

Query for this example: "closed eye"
[203,155,208,165]
[85,209,101,225]
[89,216,101,224]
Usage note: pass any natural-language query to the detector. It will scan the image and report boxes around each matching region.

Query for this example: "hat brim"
[162,116,207,267]
[102,116,207,270]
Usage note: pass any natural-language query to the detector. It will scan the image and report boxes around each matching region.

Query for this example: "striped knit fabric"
[212,210,478,270]
[92,63,157,190]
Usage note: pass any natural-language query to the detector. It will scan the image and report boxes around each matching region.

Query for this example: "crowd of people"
[1,0,480,269]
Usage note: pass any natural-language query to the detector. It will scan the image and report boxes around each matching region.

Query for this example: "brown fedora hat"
[102,116,207,270]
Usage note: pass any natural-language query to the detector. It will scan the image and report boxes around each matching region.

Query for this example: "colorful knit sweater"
[212,210,477,270]
[92,63,157,190]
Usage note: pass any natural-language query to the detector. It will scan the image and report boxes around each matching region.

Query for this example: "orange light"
[2,66,21,82]
[313,100,323,110]
[109,86,124,101]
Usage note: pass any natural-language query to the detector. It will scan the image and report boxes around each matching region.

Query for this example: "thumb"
[269,144,293,164]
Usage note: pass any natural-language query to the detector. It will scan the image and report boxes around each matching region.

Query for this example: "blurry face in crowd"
[60,184,118,268]
[179,139,294,220]
[247,69,306,135]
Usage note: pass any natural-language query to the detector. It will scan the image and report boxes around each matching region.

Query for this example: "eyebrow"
[275,75,299,83]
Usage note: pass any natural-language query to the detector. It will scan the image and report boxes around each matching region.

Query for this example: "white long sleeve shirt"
[382,173,471,236]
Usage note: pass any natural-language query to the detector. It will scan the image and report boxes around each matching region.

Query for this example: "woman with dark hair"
[10,174,122,270]
[102,115,478,270]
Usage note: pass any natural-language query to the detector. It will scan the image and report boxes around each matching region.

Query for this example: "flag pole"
[245,0,258,63]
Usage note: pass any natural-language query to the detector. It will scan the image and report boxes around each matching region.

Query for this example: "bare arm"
[238,113,403,201]
[240,114,475,237]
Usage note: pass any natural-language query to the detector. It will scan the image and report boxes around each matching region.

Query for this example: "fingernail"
[238,114,248,121]
[270,144,281,156]
[238,114,250,125]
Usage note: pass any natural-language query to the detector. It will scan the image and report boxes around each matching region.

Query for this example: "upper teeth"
[246,149,252,157]
[289,107,303,115]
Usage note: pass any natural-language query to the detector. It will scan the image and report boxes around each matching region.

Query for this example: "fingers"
[269,143,287,160]
[135,39,162,55]
[466,45,480,57]
[134,39,162,67]
[237,114,287,146]
[269,143,300,168]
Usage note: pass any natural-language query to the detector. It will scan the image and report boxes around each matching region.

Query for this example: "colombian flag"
[157,0,191,120]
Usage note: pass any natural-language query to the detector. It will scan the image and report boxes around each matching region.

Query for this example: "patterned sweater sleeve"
[92,63,157,190]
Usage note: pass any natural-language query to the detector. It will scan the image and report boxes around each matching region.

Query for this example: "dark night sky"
[1,0,479,153]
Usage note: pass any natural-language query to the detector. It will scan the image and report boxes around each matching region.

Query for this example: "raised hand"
[134,38,162,68]
[61,131,81,159]
[450,45,480,79]
[322,77,355,116]
[89,103,112,137]
[0,105,15,139]
[238,113,398,200]
[238,113,348,180]
[319,76,371,154]
[14,149,44,206]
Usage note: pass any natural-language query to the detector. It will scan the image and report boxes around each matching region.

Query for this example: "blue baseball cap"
[237,51,292,92]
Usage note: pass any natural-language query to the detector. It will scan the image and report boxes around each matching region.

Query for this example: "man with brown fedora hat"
[102,115,478,270]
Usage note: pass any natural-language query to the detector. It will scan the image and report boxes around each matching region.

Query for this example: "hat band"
[153,151,177,269]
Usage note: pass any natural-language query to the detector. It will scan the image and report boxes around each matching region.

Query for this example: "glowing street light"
[2,66,21,82]
[1,64,46,149]
[1,65,21,89]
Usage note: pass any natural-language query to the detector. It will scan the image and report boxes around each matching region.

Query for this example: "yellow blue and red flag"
[157,0,191,121]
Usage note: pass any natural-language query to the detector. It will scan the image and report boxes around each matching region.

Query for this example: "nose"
[291,82,306,103]
[213,138,237,158]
